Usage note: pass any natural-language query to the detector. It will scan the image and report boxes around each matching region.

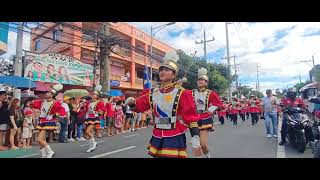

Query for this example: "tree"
[294,80,312,92]
[0,55,14,76]
[176,49,229,95]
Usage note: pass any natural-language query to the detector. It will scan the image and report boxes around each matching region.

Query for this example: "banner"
[24,52,94,87]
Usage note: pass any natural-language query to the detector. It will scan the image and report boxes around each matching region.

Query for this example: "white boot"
[45,145,55,158]
[206,152,211,158]
[40,148,47,158]
[91,138,97,151]
[86,138,93,153]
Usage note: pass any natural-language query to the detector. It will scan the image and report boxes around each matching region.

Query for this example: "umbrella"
[64,89,89,98]
[103,89,123,97]
[0,76,36,88]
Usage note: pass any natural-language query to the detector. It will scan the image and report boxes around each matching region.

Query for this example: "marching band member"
[248,95,261,125]
[84,85,107,153]
[217,98,227,125]
[125,51,202,158]
[31,84,65,158]
[229,97,240,125]
[192,67,222,158]
[239,99,247,122]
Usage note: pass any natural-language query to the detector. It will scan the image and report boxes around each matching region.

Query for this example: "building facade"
[30,22,175,97]
[309,64,320,82]
[0,22,9,55]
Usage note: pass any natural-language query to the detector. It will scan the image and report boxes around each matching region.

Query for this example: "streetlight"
[149,22,176,88]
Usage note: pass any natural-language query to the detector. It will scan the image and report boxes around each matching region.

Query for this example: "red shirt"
[248,99,261,113]
[281,97,305,108]
[106,103,115,117]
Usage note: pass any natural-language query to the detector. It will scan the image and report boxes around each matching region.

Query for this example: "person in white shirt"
[262,89,279,138]
[59,98,70,143]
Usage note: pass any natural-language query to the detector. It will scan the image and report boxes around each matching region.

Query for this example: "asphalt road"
[0,116,314,158]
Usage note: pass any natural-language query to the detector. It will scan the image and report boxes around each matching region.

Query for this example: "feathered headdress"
[93,85,102,96]
[197,67,208,81]
[160,51,179,72]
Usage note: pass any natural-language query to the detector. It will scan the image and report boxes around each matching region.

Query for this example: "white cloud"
[130,22,320,93]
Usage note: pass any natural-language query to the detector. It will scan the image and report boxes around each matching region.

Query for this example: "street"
[0,116,314,158]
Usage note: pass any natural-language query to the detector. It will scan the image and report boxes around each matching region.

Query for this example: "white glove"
[47,115,53,121]
[191,135,201,148]
[208,105,218,113]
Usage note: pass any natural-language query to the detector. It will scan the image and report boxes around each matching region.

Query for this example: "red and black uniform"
[229,99,240,125]
[32,100,66,130]
[192,89,222,131]
[239,101,247,122]
[133,84,200,158]
[217,103,227,125]
[84,100,107,125]
[248,98,261,125]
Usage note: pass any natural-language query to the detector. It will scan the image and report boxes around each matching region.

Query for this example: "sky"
[1,22,320,94]
[129,22,320,94]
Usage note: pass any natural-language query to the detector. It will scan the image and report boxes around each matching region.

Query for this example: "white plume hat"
[160,51,179,72]
[197,67,209,81]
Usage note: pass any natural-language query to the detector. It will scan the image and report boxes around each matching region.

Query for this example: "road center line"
[277,118,285,158]
[80,141,104,147]
[124,134,140,138]
[89,146,136,158]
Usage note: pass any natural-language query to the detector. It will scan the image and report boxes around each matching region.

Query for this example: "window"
[35,40,40,51]
[53,30,61,41]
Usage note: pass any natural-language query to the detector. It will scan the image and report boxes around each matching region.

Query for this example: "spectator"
[114,100,124,134]
[135,112,142,130]
[125,104,134,132]
[121,100,126,132]
[8,98,23,150]
[140,112,146,128]
[106,97,115,136]
[0,90,9,151]
[67,97,77,141]
[22,110,34,148]
[76,99,86,141]
[145,110,152,128]
[59,97,70,143]
[262,89,279,138]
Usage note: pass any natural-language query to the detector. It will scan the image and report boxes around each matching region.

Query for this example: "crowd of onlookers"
[0,89,153,151]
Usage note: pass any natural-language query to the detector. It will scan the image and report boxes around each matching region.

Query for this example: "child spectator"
[114,100,124,134]
[22,110,34,148]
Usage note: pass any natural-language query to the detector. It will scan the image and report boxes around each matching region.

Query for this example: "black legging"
[239,113,246,122]
[250,113,259,125]
[230,114,238,125]
[68,116,76,139]
[219,116,225,125]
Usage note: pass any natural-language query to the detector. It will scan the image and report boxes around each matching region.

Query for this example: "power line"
[1,23,200,79]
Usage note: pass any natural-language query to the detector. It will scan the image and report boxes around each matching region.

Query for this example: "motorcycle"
[308,96,320,158]
[282,106,312,153]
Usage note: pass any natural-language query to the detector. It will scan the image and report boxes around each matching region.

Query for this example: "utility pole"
[300,56,315,68]
[195,29,214,63]
[256,64,260,92]
[299,73,302,84]
[100,22,111,93]
[225,22,232,100]
[93,34,99,91]
[14,22,24,100]
[312,56,315,67]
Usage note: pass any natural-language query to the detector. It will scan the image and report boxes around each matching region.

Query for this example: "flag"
[143,65,151,90]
